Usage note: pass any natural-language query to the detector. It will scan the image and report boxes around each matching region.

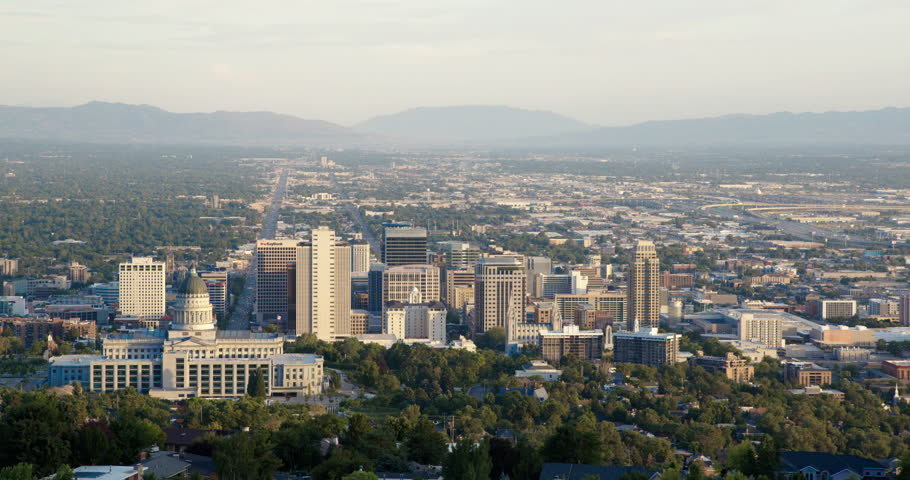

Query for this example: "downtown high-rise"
[289,227,351,340]
[118,257,165,317]
[627,240,660,330]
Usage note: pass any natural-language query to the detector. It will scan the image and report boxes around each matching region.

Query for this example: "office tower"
[382,223,428,266]
[474,258,525,340]
[200,270,228,315]
[535,274,572,300]
[68,262,90,284]
[382,264,440,306]
[819,300,857,320]
[255,239,300,324]
[539,325,605,362]
[627,240,660,331]
[442,241,481,269]
[525,256,552,297]
[554,292,626,327]
[367,264,386,314]
[869,298,900,317]
[732,310,783,348]
[351,243,371,273]
[445,268,475,305]
[0,258,18,276]
[613,328,680,366]
[118,257,165,317]
[292,227,351,340]
[902,294,910,326]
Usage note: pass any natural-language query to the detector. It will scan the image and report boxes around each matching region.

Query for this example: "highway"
[226,168,288,330]
[330,173,381,255]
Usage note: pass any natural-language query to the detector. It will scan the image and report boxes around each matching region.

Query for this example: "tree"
[213,431,282,480]
[476,327,506,350]
[404,418,449,465]
[542,424,605,465]
[311,448,373,480]
[687,462,705,480]
[53,465,74,480]
[343,413,371,449]
[246,367,267,398]
[111,416,166,463]
[0,463,36,480]
[443,439,492,480]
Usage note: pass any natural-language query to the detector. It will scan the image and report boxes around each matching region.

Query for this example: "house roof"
[163,427,210,446]
[141,452,190,479]
[539,463,658,480]
[779,452,886,474]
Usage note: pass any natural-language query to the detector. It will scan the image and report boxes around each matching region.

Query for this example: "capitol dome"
[179,268,210,296]
[172,267,215,332]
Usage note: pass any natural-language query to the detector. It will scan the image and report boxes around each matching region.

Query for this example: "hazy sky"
[1,1,908,126]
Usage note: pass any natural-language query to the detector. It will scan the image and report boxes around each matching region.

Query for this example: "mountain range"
[1,101,908,147]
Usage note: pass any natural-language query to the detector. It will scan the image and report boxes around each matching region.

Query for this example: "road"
[343,201,381,254]
[226,168,288,330]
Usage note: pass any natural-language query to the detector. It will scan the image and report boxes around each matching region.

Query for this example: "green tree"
[687,462,705,480]
[311,448,373,480]
[443,439,492,480]
[246,367,267,398]
[213,431,282,480]
[53,465,74,480]
[404,418,449,465]
[111,416,166,463]
[542,424,605,465]
[0,463,36,480]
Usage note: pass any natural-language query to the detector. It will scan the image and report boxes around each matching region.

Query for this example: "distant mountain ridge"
[561,107,910,146]
[0,101,908,147]
[0,101,359,145]
[355,105,592,141]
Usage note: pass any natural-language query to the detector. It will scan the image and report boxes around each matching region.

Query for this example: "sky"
[1,0,908,126]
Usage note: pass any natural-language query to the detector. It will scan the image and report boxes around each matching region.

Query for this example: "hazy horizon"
[2,1,908,126]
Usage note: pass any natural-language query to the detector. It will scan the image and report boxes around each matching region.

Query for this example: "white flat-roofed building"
[119,257,165,317]
[515,361,562,381]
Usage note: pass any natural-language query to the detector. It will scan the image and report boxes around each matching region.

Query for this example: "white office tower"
[475,257,526,340]
[293,227,351,340]
[351,243,371,273]
[627,240,660,331]
[118,257,165,317]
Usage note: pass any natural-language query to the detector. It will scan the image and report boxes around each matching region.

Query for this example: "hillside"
[0,102,360,146]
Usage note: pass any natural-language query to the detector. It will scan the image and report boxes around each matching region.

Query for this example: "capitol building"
[49,269,324,400]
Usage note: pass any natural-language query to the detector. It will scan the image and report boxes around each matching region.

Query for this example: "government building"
[49,269,324,400]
